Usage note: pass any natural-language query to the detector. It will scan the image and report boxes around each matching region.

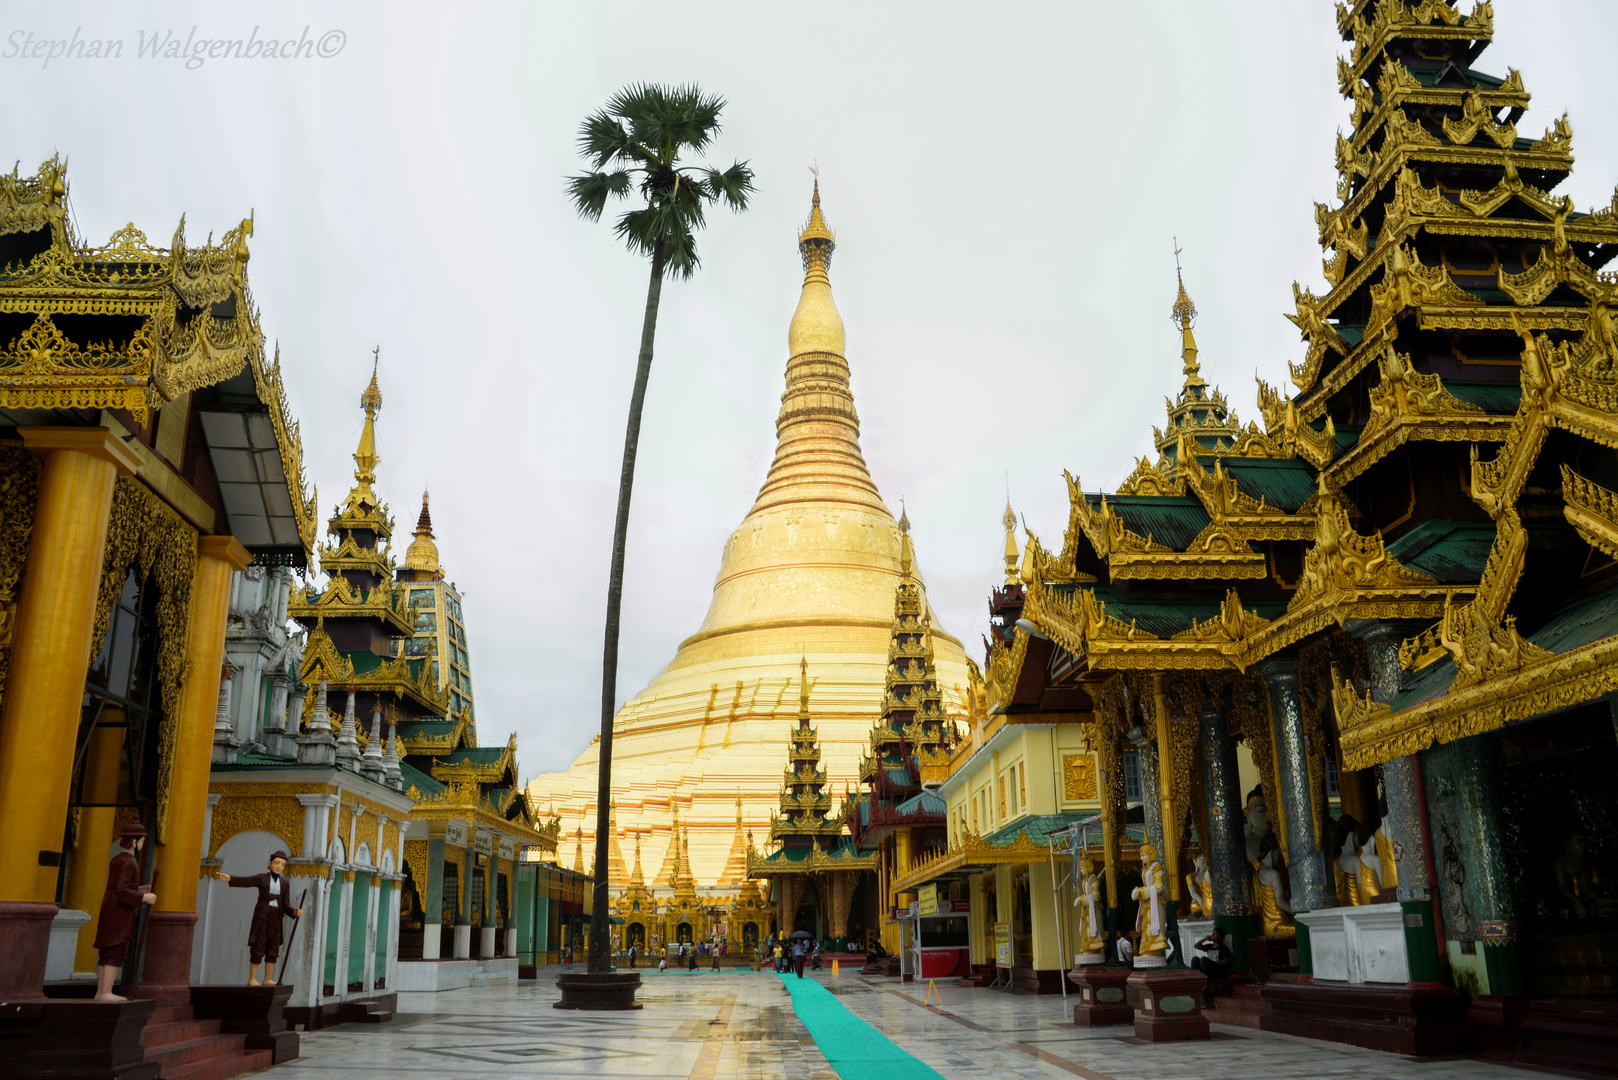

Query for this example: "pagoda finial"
[798,171,835,274]
[898,502,914,578]
[404,489,440,573]
[345,357,384,512]
[1171,241,1202,380]
[799,655,811,714]
[1002,496,1019,586]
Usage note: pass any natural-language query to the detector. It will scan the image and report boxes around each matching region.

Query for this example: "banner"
[917,883,938,917]
[994,922,1011,966]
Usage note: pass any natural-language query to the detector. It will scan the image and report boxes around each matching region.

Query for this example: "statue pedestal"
[0,901,58,1000]
[1067,965,1132,1027]
[1176,918,1213,969]
[1294,905,1407,984]
[1126,967,1210,1042]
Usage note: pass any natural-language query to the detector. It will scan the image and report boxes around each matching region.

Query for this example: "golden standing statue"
[1074,856,1106,960]
[1244,789,1295,936]
[1132,841,1169,960]
[1185,853,1213,918]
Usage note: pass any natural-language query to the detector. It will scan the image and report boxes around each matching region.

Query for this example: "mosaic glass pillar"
[1357,623,1444,985]
[1426,733,1522,996]
[1130,726,1165,860]
[1256,657,1334,974]
[1200,694,1255,973]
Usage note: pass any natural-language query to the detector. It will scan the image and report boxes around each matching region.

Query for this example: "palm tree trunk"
[589,239,667,973]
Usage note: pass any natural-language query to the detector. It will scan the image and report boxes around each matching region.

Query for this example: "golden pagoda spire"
[716,793,749,888]
[1002,498,1019,585]
[750,179,882,516]
[606,800,628,886]
[630,829,644,887]
[403,489,440,574]
[344,349,384,513]
[572,829,584,873]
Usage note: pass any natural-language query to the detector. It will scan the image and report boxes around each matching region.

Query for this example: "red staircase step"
[161,1049,274,1080]
[146,1033,248,1071]
[1204,1005,1264,1029]
[149,1006,193,1026]
[141,1018,220,1048]
[1232,984,1265,1000]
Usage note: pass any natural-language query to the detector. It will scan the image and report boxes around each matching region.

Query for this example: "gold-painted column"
[154,536,251,912]
[66,721,126,972]
[1152,673,1179,901]
[0,428,138,903]
[895,826,914,905]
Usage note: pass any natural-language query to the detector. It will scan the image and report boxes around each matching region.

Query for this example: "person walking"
[811,940,822,971]
[792,939,807,979]
[627,943,637,969]
[773,941,783,972]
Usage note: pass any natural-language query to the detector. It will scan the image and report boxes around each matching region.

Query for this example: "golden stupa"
[524,184,972,887]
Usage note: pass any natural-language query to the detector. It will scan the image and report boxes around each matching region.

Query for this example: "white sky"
[7,1,1615,777]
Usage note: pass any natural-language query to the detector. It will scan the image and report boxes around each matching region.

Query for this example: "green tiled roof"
[399,760,444,794]
[1446,382,1522,415]
[397,718,455,737]
[1386,519,1496,583]
[895,790,946,817]
[439,747,505,766]
[982,811,1092,848]
[1100,495,1210,551]
[1220,458,1319,513]
[1059,586,1287,641]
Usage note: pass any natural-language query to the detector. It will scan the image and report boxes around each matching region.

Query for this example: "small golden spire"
[345,355,384,512]
[799,655,811,713]
[898,503,914,578]
[1171,242,1202,381]
[1002,498,1019,585]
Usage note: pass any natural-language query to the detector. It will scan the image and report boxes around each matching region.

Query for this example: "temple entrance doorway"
[743,921,759,948]
[627,922,645,950]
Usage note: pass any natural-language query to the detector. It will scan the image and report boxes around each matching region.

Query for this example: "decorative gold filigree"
[1287,283,1350,390]
[1115,456,1183,497]
[1063,753,1098,800]
[1561,464,1618,561]
[0,446,39,711]
[1257,378,1337,468]
[92,477,198,843]
[1289,485,1436,614]
[1443,90,1518,149]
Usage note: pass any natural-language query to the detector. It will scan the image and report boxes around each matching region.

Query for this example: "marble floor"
[261,968,1556,1080]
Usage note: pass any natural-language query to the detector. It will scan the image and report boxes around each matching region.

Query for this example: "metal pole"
[1048,834,1067,1001]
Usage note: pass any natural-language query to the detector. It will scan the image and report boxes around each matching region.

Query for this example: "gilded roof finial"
[1002,496,1020,586]
[798,170,836,274]
[405,488,440,573]
[898,501,914,578]
[1171,240,1202,381]
[799,655,811,714]
[345,353,384,512]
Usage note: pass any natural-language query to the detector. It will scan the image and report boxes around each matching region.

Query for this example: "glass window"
[1123,751,1142,803]
[411,588,435,610]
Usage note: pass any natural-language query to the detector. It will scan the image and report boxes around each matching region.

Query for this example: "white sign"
[474,831,493,855]
[498,838,515,861]
[444,821,467,847]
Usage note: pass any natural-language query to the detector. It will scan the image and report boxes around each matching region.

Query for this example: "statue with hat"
[216,850,304,985]
[93,820,157,1002]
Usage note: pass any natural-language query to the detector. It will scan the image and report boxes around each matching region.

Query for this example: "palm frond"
[703,161,755,211]
[568,170,632,221]
[576,111,637,169]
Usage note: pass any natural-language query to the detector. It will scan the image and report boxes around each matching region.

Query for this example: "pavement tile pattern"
[257,967,1544,1080]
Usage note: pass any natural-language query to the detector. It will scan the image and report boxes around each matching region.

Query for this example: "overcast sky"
[7,1,1615,777]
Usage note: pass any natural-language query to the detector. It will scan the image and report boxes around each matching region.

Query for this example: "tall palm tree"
[568,83,753,975]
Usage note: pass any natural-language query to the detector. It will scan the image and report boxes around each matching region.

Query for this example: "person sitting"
[1191,927,1231,981]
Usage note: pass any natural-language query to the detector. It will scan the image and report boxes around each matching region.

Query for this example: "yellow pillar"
[895,826,914,905]
[66,721,126,972]
[1152,672,1179,901]
[0,428,138,904]
[154,536,251,912]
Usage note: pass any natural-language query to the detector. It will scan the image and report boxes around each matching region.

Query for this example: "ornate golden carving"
[208,791,307,859]
[1115,457,1182,497]
[1341,632,1618,771]
[93,477,197,842]
[1289,485,1436,615]
[0,445,39,711]
[1443,91,1518,149]
[1561,464,1618,560]
[1063,753,1098,800]
[1257,378,1337,468]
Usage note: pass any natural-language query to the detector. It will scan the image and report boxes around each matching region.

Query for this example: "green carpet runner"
[777,973,948,1080]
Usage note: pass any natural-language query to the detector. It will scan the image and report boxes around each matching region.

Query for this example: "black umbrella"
[789,929,814,940]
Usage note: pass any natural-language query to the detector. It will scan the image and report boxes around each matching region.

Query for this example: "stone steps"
[161,1050,274,1080]
[1205,985,1270,1029]
[139,1002,275,1080]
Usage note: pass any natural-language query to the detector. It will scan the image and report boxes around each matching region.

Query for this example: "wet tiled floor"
[263,968,1545,1080]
